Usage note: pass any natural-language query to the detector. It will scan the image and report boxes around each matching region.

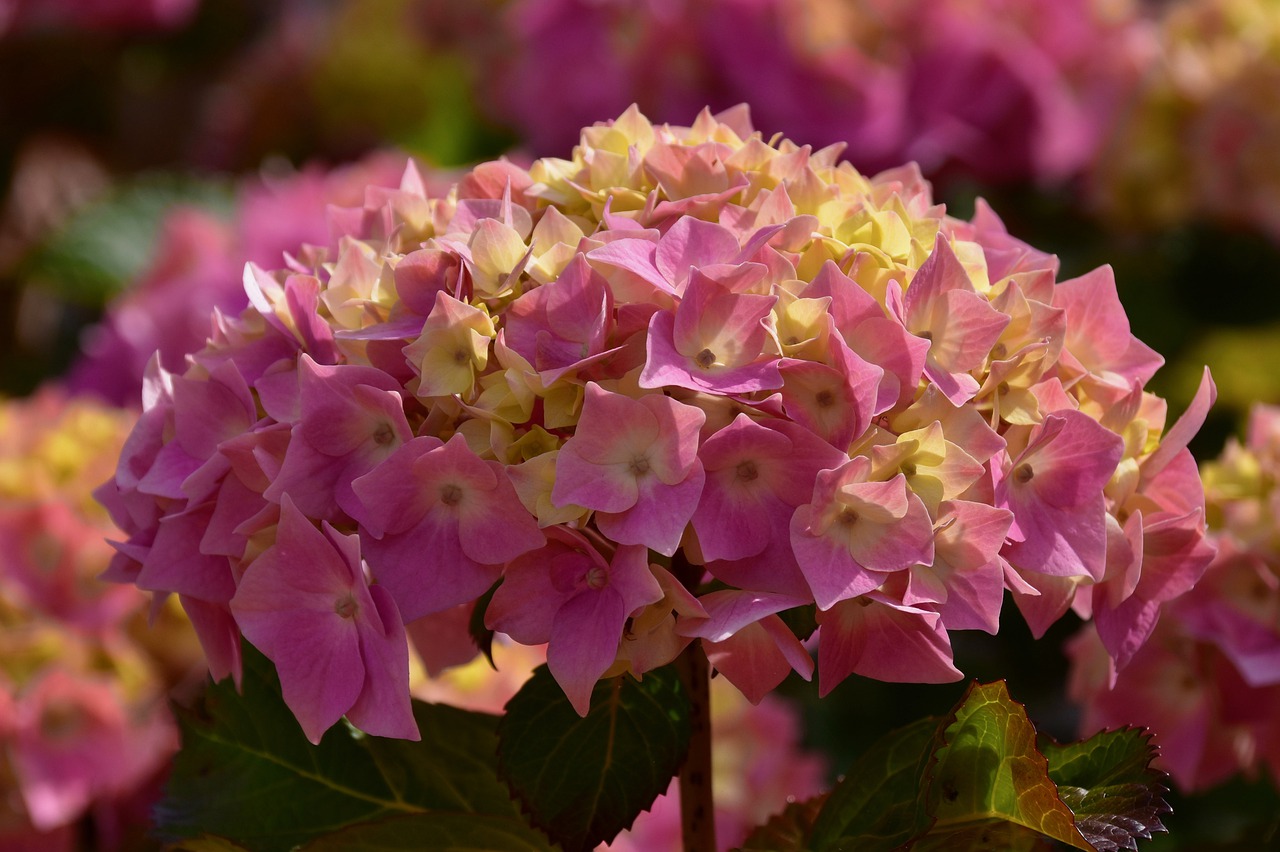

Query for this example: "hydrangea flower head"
[101,105,1211,741]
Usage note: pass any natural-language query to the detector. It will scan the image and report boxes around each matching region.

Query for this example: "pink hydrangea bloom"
[0,0,199,33]
[1091,0,1280,243]
[479,0,1148,184]
[100,105,1209,736]
[0,390,201,842]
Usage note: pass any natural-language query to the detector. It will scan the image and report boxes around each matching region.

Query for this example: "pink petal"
[704,617,812,705]
[586,237,669,294]
[137,504,236,602]
[606,544,665,617]
[548,590,627,716]
[790,505,885,610]
[349,437,445,537]
[1142,368,1216,484]
[816,596,961,696]
[678,590,809,642]
[230,499,367,743]
[1056,265,1164,384]
[597,465,705,557]
[641,310,782,395]
[346,583,418,740]
[361,507,501,622]
[180,595,242,685]
[407,602,483,676]
[655,216,741,293]
[487,540,578,645]
[172,360,256,460]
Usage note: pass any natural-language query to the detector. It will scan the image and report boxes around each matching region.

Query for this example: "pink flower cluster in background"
[1071,403,1280,792]
[1089,0,1280,242]
[97,105,1214,744]
[0,390,200,850]
[480,0,1151,184]
[0,0,199,35]
[68,153,411,408]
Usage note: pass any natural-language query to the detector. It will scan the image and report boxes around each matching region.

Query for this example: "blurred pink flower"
[0,0,199,34]
[1090,0,1280,242]
[481,0,1148,183]
[68,153,408,407]
[0,390,201,844]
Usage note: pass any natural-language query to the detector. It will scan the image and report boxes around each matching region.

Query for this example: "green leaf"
[800,683,1172,851]
[157,642,540,852]
[468,580,500,669]
[165,836,254,852]
[777,603,819,642]
[807,716,938,851]
[738,793,828,851]
[1042,729,1170,851]
[906,821,1061,851]
[497,663,691,852]
[22,174,232,305]
[299,813,555,851]
[924,681,1091,851]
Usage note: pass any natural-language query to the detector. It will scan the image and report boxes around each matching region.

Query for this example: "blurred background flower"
[0,390,202,851]
[473,0,1151,186]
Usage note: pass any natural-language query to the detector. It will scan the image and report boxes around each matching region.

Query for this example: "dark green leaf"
[299,813,555,851]
[923,681,1091,851]
[1042,729,1170,851]
[808,716,938,851]
[468,580,500,669]
[738,793,828,851]
[22,174,232,304]
[157,642,533,852]
[498,663,691,852]
[777,603,819,642]
[907,820,1061,851]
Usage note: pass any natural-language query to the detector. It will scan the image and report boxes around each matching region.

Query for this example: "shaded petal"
[347,584,418,740]
[816,596,961,696]
[548,591,627,716]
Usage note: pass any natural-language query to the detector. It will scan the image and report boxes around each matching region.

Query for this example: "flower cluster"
[99,106,1214,743]
[1090,0,1280,242]
[0,390,200,848]
[1070,402,1280,792]
[479,0,1149,183]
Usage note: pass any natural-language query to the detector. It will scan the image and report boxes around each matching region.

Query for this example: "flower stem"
[676,639,715,852]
